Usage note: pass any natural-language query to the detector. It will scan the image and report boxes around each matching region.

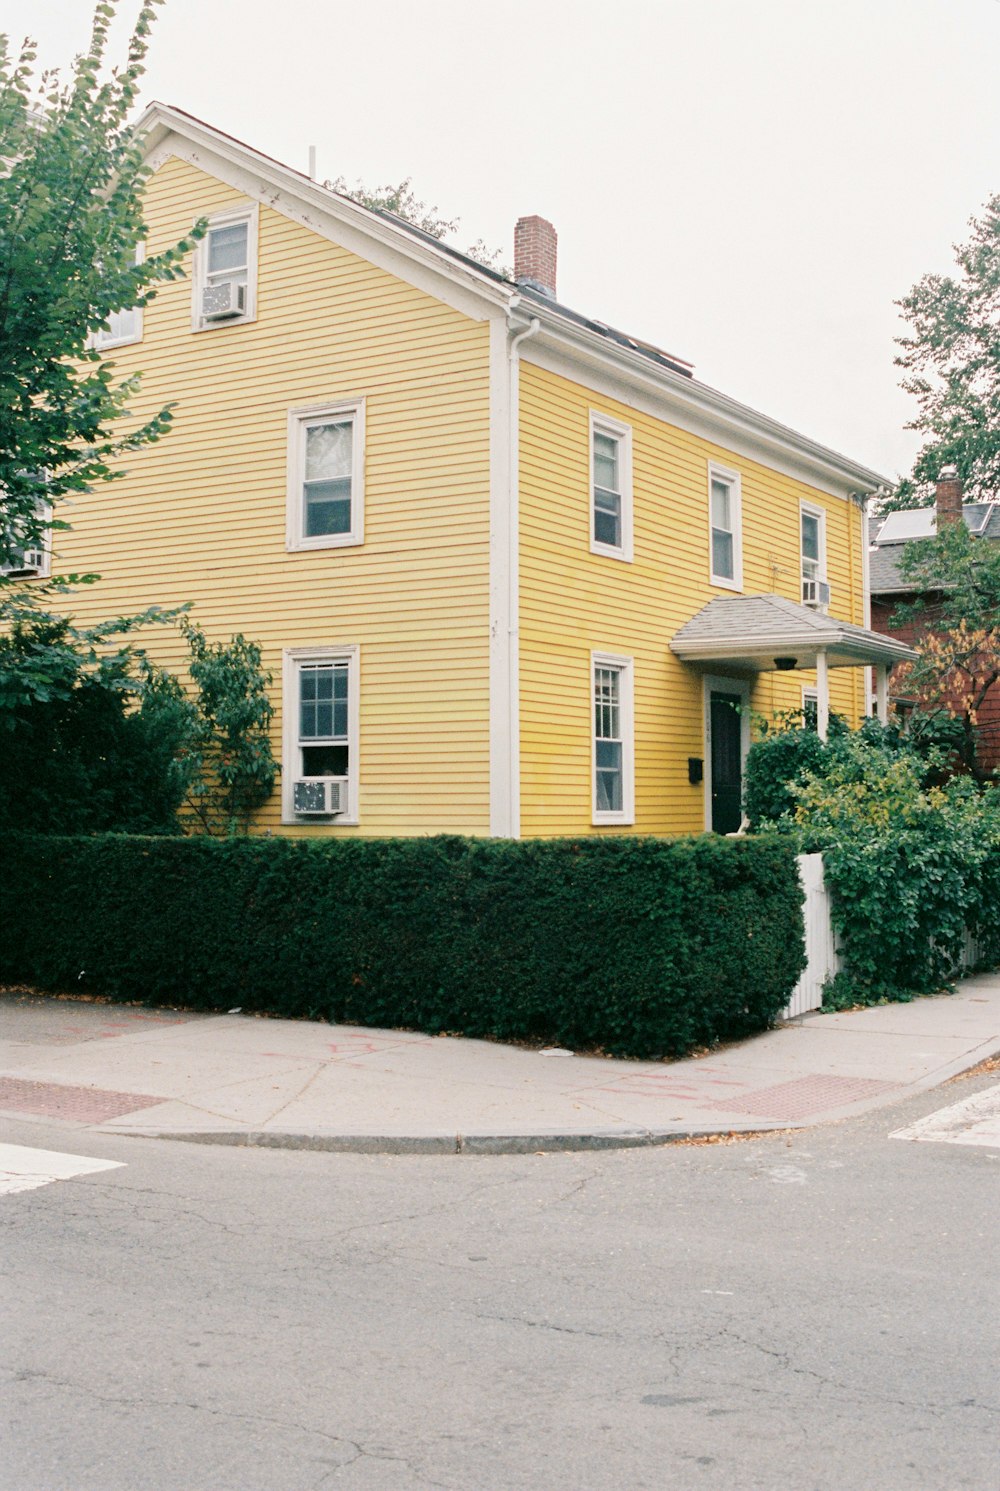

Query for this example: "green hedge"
[0,832,806,1059]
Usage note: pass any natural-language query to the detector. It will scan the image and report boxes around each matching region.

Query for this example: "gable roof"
[869,503,1000,595]
[135,102,890,498]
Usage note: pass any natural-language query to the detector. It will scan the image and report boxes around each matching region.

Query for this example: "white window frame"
[93,243,145,350]
[286,400,366,552]
[191,203,259,332]
[800,501,827,589]
[282,646,360,825]
[591,651,635,827]
[589,412,633,562]
[1,495,52,580]
[802,685,819,730]
[708,462,743,591]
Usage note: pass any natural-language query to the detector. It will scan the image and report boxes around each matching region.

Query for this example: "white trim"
[489,313,525,839]
[191,202,259,332]
[802,685,819,728]
[708,462,743,591]
[137,107,887,498]
[589,411,634,562]
[93,243,145,350]
[285,399,366,552]
[702,674,752,833]
[815,650,830,741]
[281,645,360,825]
[861,493,874,717]
[144,122,500,325]
[591,651,635,827]
[521,340,884,503]
[799,499,828,593]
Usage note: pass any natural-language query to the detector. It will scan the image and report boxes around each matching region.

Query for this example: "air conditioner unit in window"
[201,280,246,320]
[802,578,831,611]
[1,547,45,577]
[293,779,345,816]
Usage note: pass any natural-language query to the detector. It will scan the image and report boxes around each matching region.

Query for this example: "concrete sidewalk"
[1,973,999,1153]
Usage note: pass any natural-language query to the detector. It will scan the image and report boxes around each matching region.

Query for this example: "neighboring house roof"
[869,504,1000,596]
[670,594,917,671]
[136,102,888,498]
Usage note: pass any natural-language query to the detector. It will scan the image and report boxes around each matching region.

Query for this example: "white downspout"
[859,490,874,718]
[500,308,540,840]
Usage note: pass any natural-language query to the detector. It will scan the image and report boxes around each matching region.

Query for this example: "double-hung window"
[287,401,365,550]
[709,463,742,589]
[94,245,144,350]
[193,205,258,329]
[800,503,827,604]
[1,489,51,579]
[592,652,634,825]
[590,413,633,560]
[283,647,359,823]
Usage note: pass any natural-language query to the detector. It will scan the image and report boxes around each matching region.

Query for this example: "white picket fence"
[784,853,840,1017]
[783,852,987,1019]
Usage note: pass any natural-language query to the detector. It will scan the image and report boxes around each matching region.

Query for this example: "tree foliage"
[757,726,1000,1005]
[331,174,509,275]
[0,616,195,833]
[0,0,202,565]
[890,193,1000,509]
[892,521,1000,776]
[179,620,278,836]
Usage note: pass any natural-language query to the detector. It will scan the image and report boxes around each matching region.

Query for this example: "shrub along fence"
[0,832,806,1061]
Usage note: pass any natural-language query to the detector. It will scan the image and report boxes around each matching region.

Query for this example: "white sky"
[6,0,1000,480]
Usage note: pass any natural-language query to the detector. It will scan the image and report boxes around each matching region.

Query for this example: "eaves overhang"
[519,297,890,499]
[670,594,918,674]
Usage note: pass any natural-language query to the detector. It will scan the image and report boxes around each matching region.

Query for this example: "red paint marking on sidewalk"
[704,1074,901,1121]
[0,1077,161,1123]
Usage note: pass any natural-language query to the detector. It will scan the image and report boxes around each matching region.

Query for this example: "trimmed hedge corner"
[0,833,806,1060]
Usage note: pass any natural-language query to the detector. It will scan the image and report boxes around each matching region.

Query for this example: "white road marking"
[0,1142,124,1196]
[890,1082,1000,1151]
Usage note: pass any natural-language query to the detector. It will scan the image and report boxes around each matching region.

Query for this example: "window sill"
[287,534,364,553]
[590,541,633,563]
[710,574,743,593]
[592,813,634,828]
[192,314,256,334]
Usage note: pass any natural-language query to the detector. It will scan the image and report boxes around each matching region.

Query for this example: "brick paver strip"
[705,1073,902,1121]
[0,1077,161,1123]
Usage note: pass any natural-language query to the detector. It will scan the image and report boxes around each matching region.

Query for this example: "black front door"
[710,691,743,834]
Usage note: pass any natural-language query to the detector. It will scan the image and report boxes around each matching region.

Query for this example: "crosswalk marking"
[0,1142,124,1196]
[890,1082,1000,1151]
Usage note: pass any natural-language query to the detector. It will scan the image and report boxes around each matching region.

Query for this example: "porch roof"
[670,593,918,673]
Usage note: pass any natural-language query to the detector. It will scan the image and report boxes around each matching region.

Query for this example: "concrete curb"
[123,1124,792,1155]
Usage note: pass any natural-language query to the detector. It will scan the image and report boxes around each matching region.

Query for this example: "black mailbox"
[688,757,704,785]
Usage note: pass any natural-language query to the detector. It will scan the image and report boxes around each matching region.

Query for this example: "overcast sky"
[6,0,1000,480]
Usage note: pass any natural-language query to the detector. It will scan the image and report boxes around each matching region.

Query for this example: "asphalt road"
[2,1073,998,1491]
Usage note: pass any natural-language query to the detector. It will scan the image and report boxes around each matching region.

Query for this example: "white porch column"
[816,649,830,741]
[875,663,889,724]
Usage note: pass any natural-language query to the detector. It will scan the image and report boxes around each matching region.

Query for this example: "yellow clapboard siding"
[56,153,493,838]
[518,361,867,838]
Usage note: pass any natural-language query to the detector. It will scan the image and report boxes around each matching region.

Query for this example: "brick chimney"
[935,465,963,528]
[514,215,557,300]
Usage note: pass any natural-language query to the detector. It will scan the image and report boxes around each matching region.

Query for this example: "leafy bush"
[765,729,1000,1004]
[0,620,194,834]
[744,725,831,828]
[0,832,806,1060]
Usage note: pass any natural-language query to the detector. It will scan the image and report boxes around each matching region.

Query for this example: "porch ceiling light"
[774,656,798,671]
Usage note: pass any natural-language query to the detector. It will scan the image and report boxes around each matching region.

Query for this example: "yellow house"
[49,104,912,839]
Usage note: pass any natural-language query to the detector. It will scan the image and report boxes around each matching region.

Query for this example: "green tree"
[331,175,508,275]
[0,0,202,567]
[179,620,278,836]
[888,193,1000,510]
[892,521,1000,777]
[0,616,197,833]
